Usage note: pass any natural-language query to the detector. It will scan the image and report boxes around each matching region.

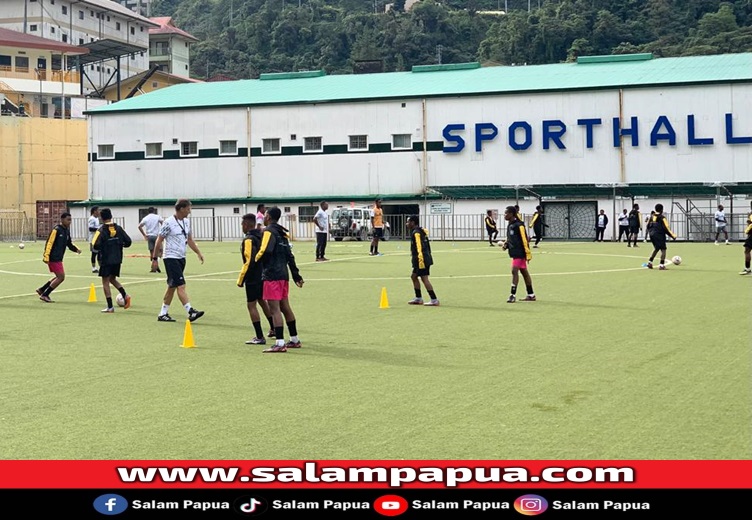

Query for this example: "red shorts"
[47,261,64,274]
[263,280,289,301]
[511,258,528,270]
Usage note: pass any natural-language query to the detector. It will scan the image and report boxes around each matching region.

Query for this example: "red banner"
[1,460,750,489]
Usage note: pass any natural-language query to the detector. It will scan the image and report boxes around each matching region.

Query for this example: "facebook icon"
[93,494,128,515]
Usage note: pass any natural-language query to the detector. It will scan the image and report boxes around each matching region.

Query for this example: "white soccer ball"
[671,255,682,265]
[497,240,506,247]
[115,294,126,307]
[18,243,24,249]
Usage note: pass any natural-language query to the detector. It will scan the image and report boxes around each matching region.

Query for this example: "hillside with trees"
[150,0,752,79]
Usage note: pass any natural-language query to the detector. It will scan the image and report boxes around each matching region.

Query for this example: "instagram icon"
[514,494,549,516]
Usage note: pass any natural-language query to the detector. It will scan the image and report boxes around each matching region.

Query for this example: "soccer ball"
[497,240,506,247]
[115,294,126,307]
[18,243,24,250]
[671,255,682,265]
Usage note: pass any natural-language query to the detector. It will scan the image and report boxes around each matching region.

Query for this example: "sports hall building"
[78,52,752,242]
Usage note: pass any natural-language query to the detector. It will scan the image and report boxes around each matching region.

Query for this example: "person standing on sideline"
[646,204,676,270]
[237,213,275,345]
[255,203,266,231]
[138,207,164,272]
[501,205,535,303]
[484,210,498,246]
[644,211,654,242]
[153,199,205,322]
[314,201,330,261]
[617,209,630,242]
[255,206,304,353]
[91,208,132,313]
[87,206,100,273]
[529,205,548,248]
[714,204,730,245]
[37,212,81,303]
[595,209,608,241]
[370,198,385,256]
[627,204,642,248]
[740,216,752,275]
[405,215,439,306]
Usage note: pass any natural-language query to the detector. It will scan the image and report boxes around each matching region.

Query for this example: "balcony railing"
[0,66,80,84]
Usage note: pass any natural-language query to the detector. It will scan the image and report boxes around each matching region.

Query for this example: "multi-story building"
[0,0,158,93]
[115,0,153,17]
[148,17,196,79]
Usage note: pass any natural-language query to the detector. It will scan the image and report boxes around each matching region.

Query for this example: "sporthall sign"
[442,114,752,153]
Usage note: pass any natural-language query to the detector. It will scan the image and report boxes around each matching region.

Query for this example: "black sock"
[526,284,534,295]
[287,320,297,337]
[414,288,422,298]
[510,285,518,295]
[428,290,437,300]
[118,287,127,298]
[266,316,274,330]
[106,297,113,308]
[252,320,263,338]
[274,326,284,340]
[746,260,750,268]
[43,285,54,296]
[39,281,51,293]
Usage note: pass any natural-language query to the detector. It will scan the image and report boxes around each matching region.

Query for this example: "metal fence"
[0,213,748,242]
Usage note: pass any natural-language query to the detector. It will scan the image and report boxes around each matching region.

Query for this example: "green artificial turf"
[0,238,749,460]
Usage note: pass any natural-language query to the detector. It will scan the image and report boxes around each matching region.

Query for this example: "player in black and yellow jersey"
[502,205,535,303]
[741,216,752,275]
[529,205,548,248]
[237,213,275,345]
[406,215,439,306]
[36,212,81,303]
[485,210,498,246]
[91,208,132,313]
[646,204,676,270]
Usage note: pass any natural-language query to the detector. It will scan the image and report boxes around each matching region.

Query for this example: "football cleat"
[157,314,176,322]
[407,298,424,305]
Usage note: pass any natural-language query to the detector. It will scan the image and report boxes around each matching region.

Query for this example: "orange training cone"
[181,319,196,349]
[88,283,97,303]
[379,287,390,309]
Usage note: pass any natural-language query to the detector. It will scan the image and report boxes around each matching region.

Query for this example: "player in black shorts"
[237,213,274,344]
[646,204,676,270]
[740,217,752,275]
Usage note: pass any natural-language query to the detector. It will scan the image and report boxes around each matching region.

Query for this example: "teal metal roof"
[68,193,439,206]
[87,52,752,114]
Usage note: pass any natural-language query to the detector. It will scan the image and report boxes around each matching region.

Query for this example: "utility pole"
[23,0,28,33]
[436,44,443,65]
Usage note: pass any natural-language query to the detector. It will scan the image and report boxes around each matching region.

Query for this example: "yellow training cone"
[181,320,196,349]
[88,283,97,303]
[379,287,390,309]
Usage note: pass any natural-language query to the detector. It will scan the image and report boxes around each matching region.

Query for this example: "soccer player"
[370,198,384,256]
[646,204,676,270]
[406,215,439,306]
[714,204,730,245]
[501,205,535,303]
[314,201,330,261]
[138,207,164,272]
[153,199,205,322]
[37,212,81,303]
[255,206,304,353]
[87,206,100,273]
[484,210,498,246]
[255,203,266,231]
[741,217,752,275]
[529,205,548,248]
[91,208,132,313]
[627,203,642,248]
[237,213,275,345]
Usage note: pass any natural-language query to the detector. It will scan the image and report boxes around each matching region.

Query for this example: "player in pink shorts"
[501,206,536,303]
[36,212,82,303]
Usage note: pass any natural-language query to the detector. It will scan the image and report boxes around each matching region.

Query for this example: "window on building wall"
[107,16,110,22]
[392,134,412,149]
[29,24,37,32]
[62,6,67,15]
[262,138,280,154]
[15,57,29,72]
[90,10,94,17]
[152,81,158,87]
[220,140,237,155]
[50,27,55,34]
[116,22,121,31]
[140,26,144,32]
[349,135,368,150]
[304,136,322,152]
[79,38,84,45]
[298,206,317,223]
[145,143,162,158]
[62,34,68,43]
[181,141,198,157]
[0,55,11,69]
[98,144,114,159]
[130,27,135,35]
[79,10,84,20]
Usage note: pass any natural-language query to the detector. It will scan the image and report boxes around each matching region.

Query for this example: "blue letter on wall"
[542,120,567,150]
[687,115,714,145]
[725,113,752,144]
[577,118,602,149]
[613,117,639,147]
[509,121,532,150]
[475,123,498,152]
[650,115,676,146]
[442,124,466,153]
